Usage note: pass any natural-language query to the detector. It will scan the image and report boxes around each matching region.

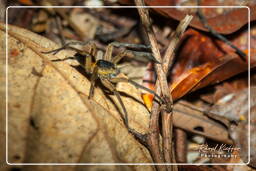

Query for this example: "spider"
[44,41,164,128]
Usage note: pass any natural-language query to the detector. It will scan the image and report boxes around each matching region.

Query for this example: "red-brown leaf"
[170,53,255,100]
[120,0,256,34]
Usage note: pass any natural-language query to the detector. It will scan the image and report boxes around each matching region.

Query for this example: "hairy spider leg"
[110,42,160,64]
[111,50,127,64]
[89,67,98,99]
[103,43,114,61]
[111,49,156,64]
[110,42,151,50]
[42,40,92,55]
[109,77,163,104]
[100,79,129,128]
[84,42,97,73]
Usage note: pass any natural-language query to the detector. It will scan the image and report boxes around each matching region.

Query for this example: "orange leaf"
[170,53,255,101]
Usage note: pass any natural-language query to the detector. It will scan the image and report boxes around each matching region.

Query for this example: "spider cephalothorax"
[45,41,163,127]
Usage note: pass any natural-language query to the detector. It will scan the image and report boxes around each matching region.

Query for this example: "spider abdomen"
[96,60,115,69]
[96,60,119,78]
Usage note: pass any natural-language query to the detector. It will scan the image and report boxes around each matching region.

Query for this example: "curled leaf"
[170,52,253,100]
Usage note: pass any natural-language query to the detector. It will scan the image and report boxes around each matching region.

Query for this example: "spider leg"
[103,43,114,61]
[50,57,75,62]
[109,42,160,64]
[111,41,151,50]
[89,42,97,57]
[85,42,97,73]
[111,50,126,64]
[111,49,159,64]
[109,77,164,104]
[101,78,129,128]
[42,40,92,55]
[89,67,98,99]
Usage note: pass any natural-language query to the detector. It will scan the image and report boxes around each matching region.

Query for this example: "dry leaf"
[209,88,250,122]
[173,102,231,144]
[228,87,256,167]
[120,0,256,34]
[70,9,99,39]
[0,29,7,170]
[204,87,255,166]
[0,23,155,170]
[170,53,253,101]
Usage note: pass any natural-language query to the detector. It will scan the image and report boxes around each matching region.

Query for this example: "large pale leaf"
[0,24,154,170]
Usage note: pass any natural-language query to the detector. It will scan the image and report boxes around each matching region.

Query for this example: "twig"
[135,3,171,109]
[55,16,66,45]
[135,1,166,171]
[135,0,193,170]
[161,112,173,166]
[161,15,193,171]
[196,2,246,61]
[175,128,187,163]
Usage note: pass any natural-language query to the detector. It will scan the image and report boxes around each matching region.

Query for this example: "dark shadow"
[193,126,204,132]
[9,168,21,171]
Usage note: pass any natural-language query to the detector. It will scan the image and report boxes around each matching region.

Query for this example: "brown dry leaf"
[173,102,231,144]
[209,88,250,122]
[120,0,256,34]
[0,23,154,170]
[228,87,256,167]
[0,29,7,169]
[170,53,254,101]
[70,9,99,39]
[200,87,255,166]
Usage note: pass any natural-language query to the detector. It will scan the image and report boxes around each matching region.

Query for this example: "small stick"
[196,3,246,61]
[135,1,167,170]
[135,0,192,170]
[161,15,193,168]
[55,16,66,46]
[160,15,192,171]
[175,128,187,163]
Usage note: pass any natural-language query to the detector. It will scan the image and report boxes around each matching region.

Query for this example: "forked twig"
[161,15,193,170]
[135,1,168,170]
[135,0,193,170]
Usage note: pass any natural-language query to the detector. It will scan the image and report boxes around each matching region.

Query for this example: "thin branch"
[135,0,193,170]
[175,128,187,163]
[134,1,166,171]
[161,15,193,171]
[196,4,246,61]
[135,3,171,108]
[162,15,194,70]
[55,16,66,46]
